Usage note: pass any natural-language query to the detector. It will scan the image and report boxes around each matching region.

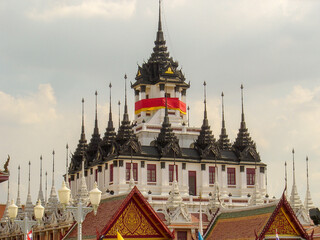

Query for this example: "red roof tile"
[65,194,128,239]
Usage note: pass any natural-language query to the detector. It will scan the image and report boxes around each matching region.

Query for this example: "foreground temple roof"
[204,193,310,240]
[63,186,174,240]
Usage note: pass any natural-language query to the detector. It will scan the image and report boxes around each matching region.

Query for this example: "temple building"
[68,1,267,212]
[0,1,317,240]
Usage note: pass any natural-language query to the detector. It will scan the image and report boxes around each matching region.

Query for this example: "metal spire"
[28,161,31,195]
[37,155,44,204]
[118,100,121,128]
[156,0,164,42]
[81,98,85,141]
[94,91,99,135]
[124,74,129,122]
[108,83,113,129]
[45,171,48,204]
[221,92,225,129]
[16,165,21,208]
[66,144,69,187]
[304,156,315,211]
[52,150,55,187]
[218,92,231,150]
[241,84,245,123]
[158,0,162,31]
[203,81,208,126]
[285,161,288,198]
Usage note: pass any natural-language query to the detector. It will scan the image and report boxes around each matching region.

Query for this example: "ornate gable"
[265,207,300,237]
[100,187,174,240]
[239,145,260,162]
[259,194,310,240]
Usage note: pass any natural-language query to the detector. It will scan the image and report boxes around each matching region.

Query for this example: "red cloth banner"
[135,98,186,114]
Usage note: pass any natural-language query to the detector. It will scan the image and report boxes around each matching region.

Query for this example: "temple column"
[240,166,246,197]
[140,86,146,120]
[160,162,168,195]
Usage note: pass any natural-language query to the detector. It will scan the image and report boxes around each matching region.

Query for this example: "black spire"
[69,98,88,172]
[156,81,180,156]
[233,85,256,153]
[194,82,219,158]
[102,83,116,146]
[132,0,188,89]
[116,75,140,150]
[148,0,170,65]
[87,91,102,166]
[218,92,231,150]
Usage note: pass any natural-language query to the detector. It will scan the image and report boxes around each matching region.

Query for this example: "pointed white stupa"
[47,150,59,211]
[76,156,89,205]
[37,155,45,204]
[289,149,303,212]
[304,156,315,211]
[167,162,183,210]
[208,164,220,210]
[25,161,34,219]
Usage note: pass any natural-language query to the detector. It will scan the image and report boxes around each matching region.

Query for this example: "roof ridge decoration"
[304,156,315,211]
[86,91,102,167]
[233,84,260,162]
[132,0,189,88]
[69,98,88,173]
[116,74,142,155]
[155,80,182,157]
[194,81,220,159]
[218,92,231,150]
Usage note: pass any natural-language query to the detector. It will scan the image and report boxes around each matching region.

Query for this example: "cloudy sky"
[1,0,320,206]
